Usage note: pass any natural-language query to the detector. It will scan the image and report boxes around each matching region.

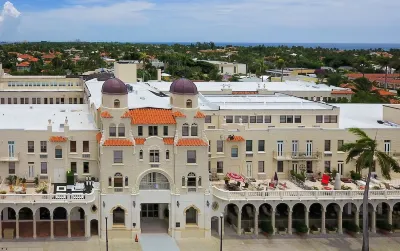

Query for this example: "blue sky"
[1,0,400,43]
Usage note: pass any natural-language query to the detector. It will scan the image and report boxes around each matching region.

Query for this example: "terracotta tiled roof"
[103,139,133,146]
[17,62,30,67]
[172,111,186,118]
[49,136,67,142]
[226,135,245,142]
[331,90,354,95]
[100,111,113,118]
[194,111,206,118]
[121,111,131,118]
[176,138,208,146]
[134,138,146,145]
[376,89,396,96]
[96,132,102,143]
[163,137,174,145]
[19,54,32,59]
[232,91,258,95]
[389,99,400,104]
[29,57,39,62]
[123,109,176,124]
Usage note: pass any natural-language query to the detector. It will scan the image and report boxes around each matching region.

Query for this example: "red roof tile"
[49,136,67,142]
[96,132,102,143]
[135,138,146,145]
[17,62,30,67]
[100,111,113,118]
[389,99,400,104]
[194,111,206,118]
[226,136,245,142]
[103,139,133,146]
[376,89,396,96]
[123,109,176,124]
[172,111,186,118]
[331,90,354,95]
[176,139,208,146]
[163,138,174,145]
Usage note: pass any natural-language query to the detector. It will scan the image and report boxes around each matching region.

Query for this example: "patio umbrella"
[226,172,245,183]
[273,172,279,182]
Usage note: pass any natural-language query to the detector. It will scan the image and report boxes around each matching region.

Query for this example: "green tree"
[341,128,399,251]
[275,59,286,82]
[326,73,346,87]
[354,77,372,92]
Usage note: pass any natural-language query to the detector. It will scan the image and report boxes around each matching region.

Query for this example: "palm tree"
[341,128,400,251]
[275,59,286,82]
[377,57,390,90]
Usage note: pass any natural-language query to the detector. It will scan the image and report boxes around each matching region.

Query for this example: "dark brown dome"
[101,78,128,95]
[169,78,198,95]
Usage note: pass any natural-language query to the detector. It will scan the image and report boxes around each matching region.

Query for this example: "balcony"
[0,191,96,204]
[0,152,20,162]
[273,151,321,160]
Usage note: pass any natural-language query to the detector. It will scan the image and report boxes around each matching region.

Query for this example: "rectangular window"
[280,115,286,123]
[286,115,293,123]
[113,150,123,163]
[324,161,331,173]
[109,126,116,137]
[384,140,391,153]
[316,115,323,123]
[44,98,48,104]
[246,140,253,152]
[83,162,89,173]
[118,126,125,137]
[231,147,238,158]
[28,141,34,153]
[32,98,37,104]
[258,140,265,152]
[71,162,77,173]
[55,148,62,159]
[80,98,83,104]
[73,98,77,104]
[187,150,196,163]
[217,140,224,153]
[337,140,344,151]
[61,98,64,104]
[149,126,158,136]
[138,126,143,136]
[225,116,233,123]
[241,116,249,123]
[208,140,211,153]
[205,115,211,123]
[166,150,170,160]
[277,161,284,173]
[40,141,47,153]
[56,98,60,104]
[250,116,256,123]
[217,161,224,173]
[234,116,241,123]
[150,150,160,163]
[163,126,168,136]
[41,162,47,174]
[258,161,265,173]
[20,98,25,104]
[295,115,302,123]
[264,116,271,123]
[25,98,29,104]
[7,98,11,104]
[37,98,41,104]
[83,141,89,152]
[324,140,331,151]
[1,98,4,104]
[70,141,77,153]
[69,98,73,104]
[9,162,15,174]
[256,115,263,123]
[324,115,338,123]
[50,98,53,104]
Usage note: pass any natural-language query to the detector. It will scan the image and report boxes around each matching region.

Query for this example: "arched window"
[114,173,123,188]
[198,176,202,187]
[187,172,196,187]
[191,123,198,136]
[109,123,116,137]
[182,123,189,136]
[166,150,170,160]
[114,99,120,108]
[139,150,143,160]
[118,123,125,137]
[186,207,198,225]
[186,99,192,108]
[182,176,185,187]
[125,176,128,186]
[231,146,238,158]
[113,207,125,225]
[108,176,112,187]
[55,145,62,159]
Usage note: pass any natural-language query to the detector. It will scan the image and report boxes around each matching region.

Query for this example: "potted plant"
[22,178,26,184]
[9,185,14,193]
[376,221,392,235]
[223,176,230,185]
[34,176,39,187]
[310,225,319,234]
[0,190,6,199]
[343,221,360,237]
[66,171,74,185]
[326,225,337,234]
[278,226,287,235]
[294,222,309,236]
[260,221,274,236]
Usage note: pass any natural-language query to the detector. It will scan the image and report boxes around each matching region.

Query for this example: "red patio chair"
[321,174,330,186]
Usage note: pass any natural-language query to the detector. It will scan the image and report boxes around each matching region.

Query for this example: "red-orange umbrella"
[226,172,245,182]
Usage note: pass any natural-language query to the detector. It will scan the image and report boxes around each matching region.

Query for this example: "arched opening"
[187,172,196,192]
[182,123,189,136]
[113,207,125,225]
[325,203,340,233]
[1,207,16,239]
[140,172,170,190]
[191,123,198,136]
[376,202,390,231]
[231,146,238,158]
[211,216,219,237]
[276,203,289,233]
[259,204,273,235]
[70,207,85,237]
[55,145,63,159]
[359,203,374,231]
[108,176,112,187]
[125,176,129,186]
[114,99,120,108]
[18,207,33,238]
[109,123,117,137]
[342,202,359,232]
[292,203,306,231]
[114,172,123,190]
[186,207,198,225]
[186,99,192,108]
[224,204,239,236]
[241,204,255,234]
[36,207,51,238]
[90,219,99,236]
[393,202,400,231]
[53,207,68,237]
[139,150,143,159]
[118,123,125,137]
[309,203,323,233]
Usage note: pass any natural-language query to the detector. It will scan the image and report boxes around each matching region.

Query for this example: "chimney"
[47,119,52,132]
[157,69,162,81]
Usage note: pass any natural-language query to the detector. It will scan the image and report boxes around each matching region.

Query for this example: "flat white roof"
[0,104,97,131]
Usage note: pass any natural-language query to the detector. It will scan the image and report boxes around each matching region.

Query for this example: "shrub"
[260,221,274,234]
[277,226,286,232]
[326,225,337,231]
[350,170,361,181]
[376,221,392,231]
[295,222,309,233]
[341,185,352,190]
[0,191,6,194]
[310,225,318,231]
[66,171,74,185]
[343,221,359,233]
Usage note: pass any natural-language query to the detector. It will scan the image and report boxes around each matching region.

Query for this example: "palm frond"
[355,151,374,172]
[375,151,400,180]
[348,128,370,140]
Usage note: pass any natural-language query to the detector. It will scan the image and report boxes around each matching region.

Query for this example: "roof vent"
[140,97,145,100]
[29,105,33,109]
[377,120,384,124]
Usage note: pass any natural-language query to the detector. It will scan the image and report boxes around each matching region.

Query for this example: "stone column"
[0,211,2,240]
[321,208,326,234]
[67,213,71,238]
[271,209,276,235]
[84,215,89,238]
[218,216,222,236]
[305,210,309,234]
[254,209,259,236]
[388,207,393,225]
[33,212,37,239]
[16,214,19,239]
[355,209,360,227]
[51,215,54,239]
[288,210,293,235]
[237,208,242,235]
[338,208,343,234]
[371,209,376,233]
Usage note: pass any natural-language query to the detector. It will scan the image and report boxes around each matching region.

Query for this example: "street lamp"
[220,213,224,251]
[105,216,109,251]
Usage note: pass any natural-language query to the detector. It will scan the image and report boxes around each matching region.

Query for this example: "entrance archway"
[241,204,255,234]
[325,203,340,232]
[70,207,85,237]
[185,206,198,225]
[258,203,273,235]
[1,207,16,239]
[309,203,323,232]
[36,207,51,238]
[224,204,239,236]
[275,203,289,232]
[90,219,99,236]
[53,207,68,237]
[113,207,125,225]
[140,203,169,233]
[18,207,33,238]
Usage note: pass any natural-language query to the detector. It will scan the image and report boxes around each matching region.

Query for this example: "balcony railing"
[212,186,400,201]
[0,152,20,162]
[0,191,96,203]
[139,182,170,190]
[114,187,123,192]
[273,151,321,160]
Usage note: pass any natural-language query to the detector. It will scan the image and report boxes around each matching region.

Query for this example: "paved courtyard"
[1,235,400,251]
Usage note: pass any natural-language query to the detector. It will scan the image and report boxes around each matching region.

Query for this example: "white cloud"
[0,1,21,40]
